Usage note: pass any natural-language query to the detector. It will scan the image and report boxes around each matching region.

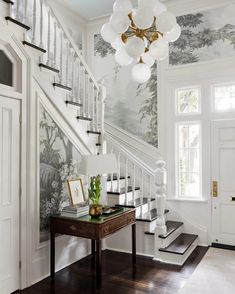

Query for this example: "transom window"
[176,123,201,198]
[213,83,235,112]
[176,87,200,114]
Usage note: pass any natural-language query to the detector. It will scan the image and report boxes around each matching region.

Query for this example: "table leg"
[91,239,96,255]
[96,239,102,291]
[50,230,55,280]
[132,223,136,268]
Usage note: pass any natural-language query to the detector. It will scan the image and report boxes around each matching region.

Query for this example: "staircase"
[1,0,199,266]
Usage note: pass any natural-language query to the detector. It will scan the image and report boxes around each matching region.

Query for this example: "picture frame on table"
[67,178,85,206]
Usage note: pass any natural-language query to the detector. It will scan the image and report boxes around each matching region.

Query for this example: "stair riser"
[106,178,128,190]
[136,200,156,217]
[154,239,199,266]
[158,226,183,249]
[107,189,140,205]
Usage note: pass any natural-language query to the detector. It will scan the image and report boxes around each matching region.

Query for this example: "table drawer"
[100,210,135,238]
[51,219,97,239]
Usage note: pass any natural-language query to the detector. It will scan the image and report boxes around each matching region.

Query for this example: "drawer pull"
[70,225,77,231]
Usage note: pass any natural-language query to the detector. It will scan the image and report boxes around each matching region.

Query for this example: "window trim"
[175,85,202,116]
[175,121,202,199]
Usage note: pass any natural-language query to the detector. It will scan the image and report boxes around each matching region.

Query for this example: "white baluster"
[117,152,121,191]
[46,10,51,65]
[59,31,63,83]
[92,85,95,130]
[125,158,128,204]
[32,0,37,44]
[39,0,44,48]
[110,145,114,191]
[16,0,20,19]
[87,77,90,118]
[70,51,75,101]
[140,168,144,215]
[148,174,152,213]
[24,0,28,23]
[82,68,86,117]
[132,164,136,203]
[66,41,70,86]
[77,61,81,105]
[53,19,57,68]
[96,88,99,130]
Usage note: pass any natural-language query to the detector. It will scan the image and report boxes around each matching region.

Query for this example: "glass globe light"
[132,7,154,30]
[111,37,124,49]
[149,38,169,61]
[138,0,158,9]
[142,52,155,67]
[125,36,145,59]
[110,11,130,34]
[157,11,176,33]
[113,0,133,14]
[115,47,133,66]
[164,23,181,42]
[153,1,167,17]
[100,23,117,43]
[132,63,151,84]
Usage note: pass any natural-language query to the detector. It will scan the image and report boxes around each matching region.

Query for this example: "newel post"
[155,160,167,229]
[154,159,167,260]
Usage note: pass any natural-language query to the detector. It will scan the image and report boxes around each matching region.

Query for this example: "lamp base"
[89,204,103,218]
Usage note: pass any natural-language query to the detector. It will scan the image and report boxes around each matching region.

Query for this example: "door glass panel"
[0,50,13,87]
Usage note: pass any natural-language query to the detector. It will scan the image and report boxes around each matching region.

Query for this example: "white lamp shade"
[80,154,118,176]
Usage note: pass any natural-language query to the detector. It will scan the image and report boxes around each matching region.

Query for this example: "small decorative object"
[100,0,181,83]
[88,175,103,218]
[80,154,118,218]
[67,178,85,206]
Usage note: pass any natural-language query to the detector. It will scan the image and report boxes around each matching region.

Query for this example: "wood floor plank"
[19,246,208,294]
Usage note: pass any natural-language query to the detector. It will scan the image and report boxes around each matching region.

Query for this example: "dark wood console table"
[50,208,136,292]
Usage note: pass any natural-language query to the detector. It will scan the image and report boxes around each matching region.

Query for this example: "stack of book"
[61,203,89,218]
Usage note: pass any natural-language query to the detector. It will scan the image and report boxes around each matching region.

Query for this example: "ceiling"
[55,0,117,21]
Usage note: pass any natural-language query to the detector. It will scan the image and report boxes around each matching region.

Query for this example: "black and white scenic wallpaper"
[170,5,235,66]
[40,105,81,242]
[94,34,158,148]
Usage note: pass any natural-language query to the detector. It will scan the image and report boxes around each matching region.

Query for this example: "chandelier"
[101,0,181,83]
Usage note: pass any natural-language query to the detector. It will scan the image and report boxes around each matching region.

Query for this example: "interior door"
[211,120,235,246]
[0,96,20,293]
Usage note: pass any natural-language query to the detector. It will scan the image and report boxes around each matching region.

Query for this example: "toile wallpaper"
[39,105,82,242]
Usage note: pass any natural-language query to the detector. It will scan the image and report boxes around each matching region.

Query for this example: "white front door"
[211,120,235,246]
[0,96,20,293]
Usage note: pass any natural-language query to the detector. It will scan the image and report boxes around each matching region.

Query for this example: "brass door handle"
[212,181,218,197]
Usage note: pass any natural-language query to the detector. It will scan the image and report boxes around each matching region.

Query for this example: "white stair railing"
[7,0,101,132]
[105,133,167,227]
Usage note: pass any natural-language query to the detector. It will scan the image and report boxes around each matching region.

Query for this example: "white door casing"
[211,120,235,246]
[0,96,20,294]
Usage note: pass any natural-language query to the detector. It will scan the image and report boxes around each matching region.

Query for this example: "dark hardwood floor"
[19,246,208,294]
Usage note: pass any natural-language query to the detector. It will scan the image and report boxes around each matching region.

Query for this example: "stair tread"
[159,233,198,255]
[5,16,31,30]
[3,0,14,5]
[115,197,154,208]
[137,209,169,222]
[77,116,92,121]
[23,41,46,53]
[107,175,130,182]
[65,100,82,107]
[159,221,184,238]
[87,130,101,135]
[107,186,140,195]
[145,220,183,235]
[53,83,72,91]
[39,63,60,73]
